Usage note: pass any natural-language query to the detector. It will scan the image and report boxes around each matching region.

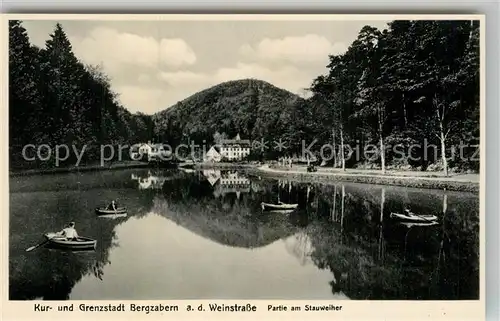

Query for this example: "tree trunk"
[341,185,345,232]
[435,193,449,288]
[340,127,345,171]
[378,188,385,260]
[439,122,449,177]
[468,20,474,49]
[379,127,386,174]
[332,128,336,168]
[434,94,449,176]
[378,105,386,174]
[442,193,448,214]
[380,188,385,223]
[402,92,408,127]
[333,184,337,221]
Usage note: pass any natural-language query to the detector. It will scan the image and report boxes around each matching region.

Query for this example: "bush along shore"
[247,165,479,193]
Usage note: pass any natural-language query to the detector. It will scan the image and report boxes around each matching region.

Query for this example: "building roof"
[220,139,251,146]
[207,145,222,153]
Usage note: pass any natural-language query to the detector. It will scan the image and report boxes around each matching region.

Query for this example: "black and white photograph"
[6,15,482,307]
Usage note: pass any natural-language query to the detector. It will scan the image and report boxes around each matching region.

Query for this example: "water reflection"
[9,169,479,300]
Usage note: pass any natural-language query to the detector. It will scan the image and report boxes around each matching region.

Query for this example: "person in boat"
[106,200,118,211]
[58,222,79,241]
[403,208,414,217]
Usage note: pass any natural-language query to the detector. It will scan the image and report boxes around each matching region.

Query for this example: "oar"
[411,212,440,223]
[401,208,435,223]
[25,239,50,252]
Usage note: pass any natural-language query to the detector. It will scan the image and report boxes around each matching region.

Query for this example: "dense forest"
[9,20,480,174]
[307,21,480,174]
[9,21,155,169]
[152,79,303,148]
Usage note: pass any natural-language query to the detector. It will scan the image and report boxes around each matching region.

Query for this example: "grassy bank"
[9,161,151,177]
[249,165,479,193]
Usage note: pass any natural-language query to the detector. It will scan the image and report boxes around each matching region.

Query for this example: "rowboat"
[390,212,438,223]
[95,207,127,215]
[44,233,97,250]
[261,202,298,211]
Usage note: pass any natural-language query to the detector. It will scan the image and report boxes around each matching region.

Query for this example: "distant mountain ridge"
[152,79,304,146]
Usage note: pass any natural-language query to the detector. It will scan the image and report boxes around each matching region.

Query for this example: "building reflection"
[201,170,261,199]
[130,170,176,190]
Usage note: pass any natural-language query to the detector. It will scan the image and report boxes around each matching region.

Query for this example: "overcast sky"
[21,18,391,115]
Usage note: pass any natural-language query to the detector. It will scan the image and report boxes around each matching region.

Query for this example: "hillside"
[152,79,304,147]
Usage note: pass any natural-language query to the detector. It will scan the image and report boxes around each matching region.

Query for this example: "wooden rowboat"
[261,202,298,211]
[390,212,438,223]
[95,207,127,215]
[44,233,97,250]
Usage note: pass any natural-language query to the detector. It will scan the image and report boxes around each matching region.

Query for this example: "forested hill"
[152,79,304,146]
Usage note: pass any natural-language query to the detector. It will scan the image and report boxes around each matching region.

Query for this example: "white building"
[131,170,167,189]
[219,134,251,161]
[130,142,171,161]
[204,146,222,163]
[138,143,153,155]
[219,171,251,187]
[203,169,221,186]
[148,144,172,161]
[213,171,251,198]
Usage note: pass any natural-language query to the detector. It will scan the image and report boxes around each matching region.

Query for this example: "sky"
[21,18,391,115]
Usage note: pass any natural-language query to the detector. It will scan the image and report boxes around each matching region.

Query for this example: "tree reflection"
[302,183,479,300]
[157,171,478,300]
[9,172,155,300]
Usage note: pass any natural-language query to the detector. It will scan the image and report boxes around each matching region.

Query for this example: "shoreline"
[191,162,255,170]
[248,165,479,193]
[9,161,480,193]
[191,162,479,192]
[9,161,151,177]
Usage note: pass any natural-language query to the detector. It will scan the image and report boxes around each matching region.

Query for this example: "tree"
[409,21,474,176]
[9,20,42,147]
[352,26,389,173]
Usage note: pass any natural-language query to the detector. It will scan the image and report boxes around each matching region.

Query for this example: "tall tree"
[352,26,389,173]
[9,20,41,147]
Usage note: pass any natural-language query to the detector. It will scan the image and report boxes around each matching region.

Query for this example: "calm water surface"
[9,168,479,300]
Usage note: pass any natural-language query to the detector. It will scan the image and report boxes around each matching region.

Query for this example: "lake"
[9,168,480,300]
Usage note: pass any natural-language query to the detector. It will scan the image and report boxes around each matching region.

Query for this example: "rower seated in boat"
[57,222,79,241]
[106,200,118,211]
[403,208,414,217]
